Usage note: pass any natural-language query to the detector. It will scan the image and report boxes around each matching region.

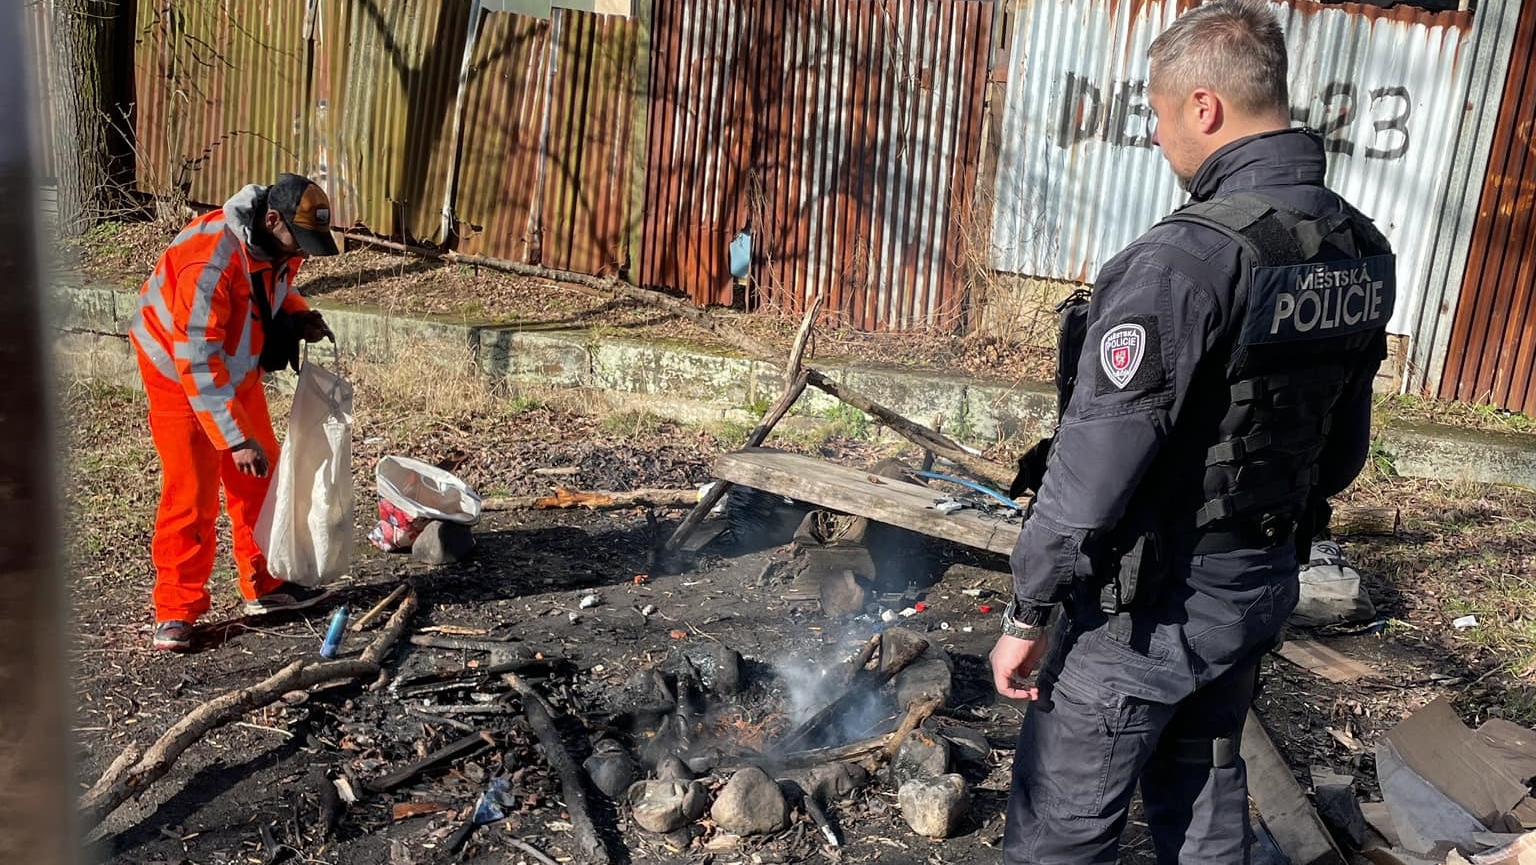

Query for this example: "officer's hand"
[990,633,1050,700]
[298,310,334,343]
[231,441,269,478]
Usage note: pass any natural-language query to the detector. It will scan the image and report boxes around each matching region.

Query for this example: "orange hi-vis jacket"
[129,186,313,451]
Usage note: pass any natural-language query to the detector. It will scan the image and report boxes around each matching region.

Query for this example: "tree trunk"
[49,0,119,236]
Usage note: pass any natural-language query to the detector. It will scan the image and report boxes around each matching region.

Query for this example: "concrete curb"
[53,284,1536,491]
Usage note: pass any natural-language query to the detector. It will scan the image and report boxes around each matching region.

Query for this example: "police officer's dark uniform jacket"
[1003,127,1394,864]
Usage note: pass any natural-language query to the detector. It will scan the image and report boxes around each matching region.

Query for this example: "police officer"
[990,2,1395,862]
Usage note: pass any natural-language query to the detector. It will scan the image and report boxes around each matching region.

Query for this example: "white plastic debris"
[939,622,952,631]
[592,664,606,674]
[900,607,919,618]
[1453,615,1479,630]
[961,626,974,633]
[568,612,582,624]
[641,604,657,617]
[960,588,984,597]
[933,500,964,515]
[333,777,358,804]
[579,594,601,609]
[881,609,899,623]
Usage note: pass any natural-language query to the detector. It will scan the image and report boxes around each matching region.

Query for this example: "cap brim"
[292,225,341,257]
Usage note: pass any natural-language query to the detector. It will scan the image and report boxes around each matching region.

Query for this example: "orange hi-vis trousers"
[139,352,284,623]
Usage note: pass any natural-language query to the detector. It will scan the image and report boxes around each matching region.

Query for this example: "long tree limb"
[482,488,700,511]
[78,659,379,830]
[503,672,612,865]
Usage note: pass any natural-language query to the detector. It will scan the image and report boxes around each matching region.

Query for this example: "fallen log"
[361,589,419,666]
[408,634,532,654]
[365,731,496,794]
[1328,505,1400,537]
[483,488,701,512]
[504,672,612,865]
[78,659,379,830]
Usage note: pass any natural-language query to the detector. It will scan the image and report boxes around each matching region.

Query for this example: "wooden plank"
[1276,640,1378,683]
[712,448,1021,555]
[1241,709,1348,865]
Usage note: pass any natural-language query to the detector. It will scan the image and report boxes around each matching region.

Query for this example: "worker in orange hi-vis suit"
[129,173,341,652]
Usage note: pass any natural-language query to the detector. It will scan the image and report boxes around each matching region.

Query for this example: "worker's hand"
[990,633,1050,700]
[231,440,269,478]
[298,310,334,343]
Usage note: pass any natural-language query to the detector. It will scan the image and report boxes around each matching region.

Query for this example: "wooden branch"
[779,637,930,751]
[508,838,562,865]
[482,488,700,511]
[352,584,409,632]
[504,673,611,865]
[804,370,1013,490]
[361,588,418,666]
[365,731,496,794]
[666,297,823,552]
[409,634,532,655]
[78,659,380,830]
[844,634,882,686]
[863,697,943,775]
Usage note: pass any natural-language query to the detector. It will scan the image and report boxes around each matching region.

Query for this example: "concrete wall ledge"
[53,284,1536,492]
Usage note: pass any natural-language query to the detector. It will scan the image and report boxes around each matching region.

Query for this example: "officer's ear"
[1190,88,1222,134]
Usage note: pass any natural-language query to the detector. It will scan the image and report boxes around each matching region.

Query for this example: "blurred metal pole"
[0,1,78,863]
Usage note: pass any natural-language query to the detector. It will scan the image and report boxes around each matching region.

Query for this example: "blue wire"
[914,470,1023,511]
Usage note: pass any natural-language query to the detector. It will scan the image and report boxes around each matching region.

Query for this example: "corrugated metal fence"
[990,0,1475,342]
[640,0,992,328]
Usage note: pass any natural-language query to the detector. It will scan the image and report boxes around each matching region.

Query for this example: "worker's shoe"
[243,583,334,616]
[152,620,194,652]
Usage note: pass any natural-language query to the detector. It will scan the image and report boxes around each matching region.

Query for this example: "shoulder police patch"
[1096,315,1163,394]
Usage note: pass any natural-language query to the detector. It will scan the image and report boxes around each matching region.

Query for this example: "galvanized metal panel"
[1439,0,1536,412]
[992,0,1475,338]
[313,0,471,242]
[1415,0,1523,400]
[644,0,992,328]
[132,1,309,206]
[25,0,55,184]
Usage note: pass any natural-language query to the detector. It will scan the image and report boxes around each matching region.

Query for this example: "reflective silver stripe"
[128,313,178,381]
[181,233,240,397]
[137,272,173,330]
[169,216,226,248]
[189,390,244,446]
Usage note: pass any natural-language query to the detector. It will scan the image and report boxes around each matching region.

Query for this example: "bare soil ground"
[60,218,1536,864]
[61,334,1536,865]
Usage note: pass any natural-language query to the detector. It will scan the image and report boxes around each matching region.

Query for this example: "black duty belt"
[1187,515,1295,556]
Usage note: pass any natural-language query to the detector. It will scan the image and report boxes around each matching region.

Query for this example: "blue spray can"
[320,605,350,658]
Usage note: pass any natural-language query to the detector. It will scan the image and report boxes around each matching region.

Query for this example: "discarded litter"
[567,612,581,625]
[899,608,918,618]
[1454,615,1480,630]
[881,609,899,623]
[579,594,601,609]
[472,778,515,825]
[319,606,349,659]
[641,604,658,617]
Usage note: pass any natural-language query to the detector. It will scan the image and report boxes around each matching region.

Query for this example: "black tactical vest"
[1159,191,1396,541]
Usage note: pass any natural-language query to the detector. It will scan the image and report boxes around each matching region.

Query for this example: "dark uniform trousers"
[1004,547,1300,865]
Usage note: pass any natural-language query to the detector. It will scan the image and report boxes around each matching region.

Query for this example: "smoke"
[769,637,894,753]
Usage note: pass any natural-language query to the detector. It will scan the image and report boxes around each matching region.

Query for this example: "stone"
[655,754,695,782]
[670,643,745,696]
[411,520,475,565]
[1312,767,1366,849]
[890,729,951,788]
[933,722,990,767]
[819,569,869,618]
[898,774,971,838]
[782,761,870,802]
[894,657,953,711]
[628,780,705,834]
[711,767,789,836]
[583,739,640,799]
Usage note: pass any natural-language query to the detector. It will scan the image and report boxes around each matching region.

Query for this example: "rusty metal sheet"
[1439,0,1536,412]
[132,1,309,206]
[642,0,992,329]
[312,0,472,242]
[454,8,638,274]
[639,0,753,306]
[991,0,1475,339]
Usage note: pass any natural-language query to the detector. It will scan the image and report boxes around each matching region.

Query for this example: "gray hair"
[1149,0,1289,117]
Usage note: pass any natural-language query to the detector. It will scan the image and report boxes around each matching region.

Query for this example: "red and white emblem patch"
[1100,323,1146,389]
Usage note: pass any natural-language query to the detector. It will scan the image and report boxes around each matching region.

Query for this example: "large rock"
[669,643,745,696]
[583,739,640,799]
[411,520,475,565]
[898,774,971,838]
[628,780,709,834]
[655,754,695,782]
[933,722,990,767]
[894,658,953,711]
[890,729,951,788]
[711,767,789,836]
[782,761,870,802]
